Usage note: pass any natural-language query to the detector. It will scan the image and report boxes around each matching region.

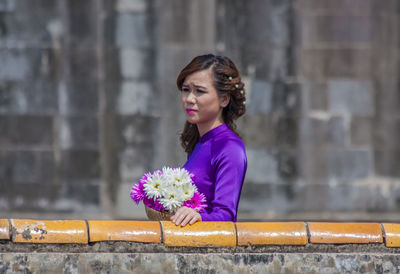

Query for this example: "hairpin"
[243,101,246,105]
[228,76,233,80]
[235,84,239,88]
[240,90,244,94]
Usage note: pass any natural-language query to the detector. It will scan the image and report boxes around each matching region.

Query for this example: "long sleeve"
[200,139,247,222]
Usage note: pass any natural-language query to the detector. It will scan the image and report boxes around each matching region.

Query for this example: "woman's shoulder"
[210,130,246,160]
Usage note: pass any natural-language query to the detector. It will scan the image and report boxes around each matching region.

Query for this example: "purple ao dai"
[183,123,247,222]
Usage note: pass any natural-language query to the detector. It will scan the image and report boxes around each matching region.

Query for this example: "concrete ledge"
[1,219,400,248]
[1,253,400,273]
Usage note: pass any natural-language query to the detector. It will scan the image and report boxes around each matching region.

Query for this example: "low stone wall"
[1,219,400,273]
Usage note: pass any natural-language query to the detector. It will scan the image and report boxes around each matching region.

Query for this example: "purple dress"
[183,123,247,222]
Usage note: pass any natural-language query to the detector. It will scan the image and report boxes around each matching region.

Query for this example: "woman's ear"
[220,94,230,108]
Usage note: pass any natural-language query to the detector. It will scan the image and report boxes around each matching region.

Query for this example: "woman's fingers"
[180,211,196,226]
[170,207,186,225]
[171,207,201,227]
[189,214,201,225]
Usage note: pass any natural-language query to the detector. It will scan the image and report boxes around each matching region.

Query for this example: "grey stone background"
[0,0,399,220]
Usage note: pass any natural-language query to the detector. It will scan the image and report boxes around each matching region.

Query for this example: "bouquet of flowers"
[130,167,207,214]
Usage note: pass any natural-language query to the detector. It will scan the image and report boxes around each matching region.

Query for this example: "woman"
[171,54,247,226]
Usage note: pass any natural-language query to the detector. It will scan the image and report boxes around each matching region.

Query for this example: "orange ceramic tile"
[162,221,236,247]
[0,219,10,240]
[383,223,400,247]
[308,222,383,244]
[88,220,161,243]
[11,219,88,244]
[236,222,307,246]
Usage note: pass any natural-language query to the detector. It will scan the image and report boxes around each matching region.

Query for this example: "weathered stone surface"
[67,0,98,46]
[240,180,400,215]
[0,115,53,146]
[115,0,147,13]
[237,114,276,147]
[241,47,288,80]
[0,150,55,186]
[0,11,58,46]
[246,80,272,114]
[0,184,59,211]
[53,183,100,212]
[159,0,216,45]
[275,117,298,148]
[306,82,328,111]
[328,79,373,116]
[58,82,99,115]
[299,15,372,44]
[305,117,346,146]
[106,13,150,47]
[0,0,15,12]
[59,150,100,181]
[116,81,153,115]
[374,149,400,177]
[0,49,30,81]
[0,253,399,273]
[351,116,373,146]
[245,148,279,184]
[119,48,151,79]
[69,47,99,82]
[299,49,372,80]
[328,149,371,180]
[0,81,58,114]
[59,115,99,149]
[295,0,374,13]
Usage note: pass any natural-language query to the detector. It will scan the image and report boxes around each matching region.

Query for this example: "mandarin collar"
[199,124,228,143]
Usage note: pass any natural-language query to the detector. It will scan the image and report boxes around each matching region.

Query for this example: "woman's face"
[181,69,229,134]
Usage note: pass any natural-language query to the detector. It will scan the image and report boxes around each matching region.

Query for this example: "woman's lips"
[186,109,197,114]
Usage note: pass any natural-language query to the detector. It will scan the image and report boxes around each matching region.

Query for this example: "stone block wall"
[1,0,400,219]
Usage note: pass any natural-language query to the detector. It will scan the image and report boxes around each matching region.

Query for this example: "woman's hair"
[177,54,246,155]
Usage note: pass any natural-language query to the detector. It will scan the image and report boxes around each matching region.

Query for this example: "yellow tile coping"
[0,219,10,240]
[88,220,161,243]
[162,221,236,247]
[3,219,398,247]
[236,222,307,246]
[11,219,88,244]
[308,222,383,244]
[382,223,400,247]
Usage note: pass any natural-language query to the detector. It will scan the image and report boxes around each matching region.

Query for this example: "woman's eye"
[197,89,206,93]
[182,88,190,92]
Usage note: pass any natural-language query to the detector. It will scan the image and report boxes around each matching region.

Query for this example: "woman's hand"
[171,207,202,226]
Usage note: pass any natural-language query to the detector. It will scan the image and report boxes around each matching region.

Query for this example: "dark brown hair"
[177,54,246,155]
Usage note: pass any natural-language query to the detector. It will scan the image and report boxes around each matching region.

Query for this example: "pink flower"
[130,172,153,204]
[144,196,165,211]
[183,192,207,212]
[130,182,145,204]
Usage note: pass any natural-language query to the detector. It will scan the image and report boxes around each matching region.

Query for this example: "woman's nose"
[186,92,196,104]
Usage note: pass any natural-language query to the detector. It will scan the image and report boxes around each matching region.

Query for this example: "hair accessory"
[243,101,246,105]
[228,76,233,80]
[235,84,239,88]
[240,90,244,94]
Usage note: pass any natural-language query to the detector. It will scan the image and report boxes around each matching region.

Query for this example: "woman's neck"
[197,118,224,137]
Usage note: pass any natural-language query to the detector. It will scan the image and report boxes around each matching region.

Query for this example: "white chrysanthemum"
[159,187,183,212]
[162,167,192,188]
[181,182,196,201]
[143,172,164,199]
